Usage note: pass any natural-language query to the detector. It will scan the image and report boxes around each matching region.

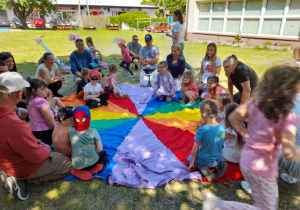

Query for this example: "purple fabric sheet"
[118,84,153,115]
[109,119,202,189]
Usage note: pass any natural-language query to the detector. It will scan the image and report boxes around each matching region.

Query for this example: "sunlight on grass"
[44,182,70,200]
[139,188,157,196]
[45,188,60,200]
[90,181,100,190]
[180,202,191,210]
[30,206,41,210]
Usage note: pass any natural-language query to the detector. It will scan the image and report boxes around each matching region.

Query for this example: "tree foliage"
[3,0,58,28]
[141,0,187,15]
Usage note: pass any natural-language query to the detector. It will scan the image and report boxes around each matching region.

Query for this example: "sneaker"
[187,100,196,106]
[89,101,99,109]
[5,176,30,200]
[128,74,135,78]
[241,181,252,194]
[214,161,228,178]
[280,173,298,184]
[203,192,219,210]
[180,99,187,104]
[199,166,216,182]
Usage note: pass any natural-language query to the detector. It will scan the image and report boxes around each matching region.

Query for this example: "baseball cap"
[118,39,126,45]
[88,62,99,69]
[57,106,73,122]
[89,70,99,78]
[145,34,152,41]
[0,72,29,94]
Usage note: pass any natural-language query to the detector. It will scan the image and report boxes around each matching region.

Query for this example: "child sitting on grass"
[180,71,199,106]
[186,99,227,181]
[152,61,176,102]
[52,106,73,158]
[105,63,128,98]
[69,106,108,180]
[77,68,90,99]
[222,103,244,163]
[216,93,232,124]
[200,75,227,100]
[84,70,110,109]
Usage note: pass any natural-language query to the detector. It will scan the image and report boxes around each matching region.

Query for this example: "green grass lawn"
[0,29,299,209]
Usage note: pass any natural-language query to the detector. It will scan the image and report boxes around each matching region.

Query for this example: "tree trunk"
[19,17,29,29]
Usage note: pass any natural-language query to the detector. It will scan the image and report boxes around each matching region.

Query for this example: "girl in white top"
[36,52,65,97]
[222,103,244,163]
[216,93,232,124]
[198,43,222,92]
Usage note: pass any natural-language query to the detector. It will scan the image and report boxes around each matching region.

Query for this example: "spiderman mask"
[73,106,91,131]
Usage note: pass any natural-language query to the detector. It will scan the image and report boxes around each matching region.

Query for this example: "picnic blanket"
[61,84,243,188]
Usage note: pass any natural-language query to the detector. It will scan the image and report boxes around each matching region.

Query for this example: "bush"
[110,12,168,29]
[263,41,272,45]
[110,11,150,29]
[280,43,291,47]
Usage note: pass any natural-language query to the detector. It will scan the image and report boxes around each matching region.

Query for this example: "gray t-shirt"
[127,42,142,55]
[172,21,185,44]
[139,45,160,70]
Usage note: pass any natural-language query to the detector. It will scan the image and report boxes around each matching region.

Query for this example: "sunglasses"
[91,78,98,81]
[134,39,139,41]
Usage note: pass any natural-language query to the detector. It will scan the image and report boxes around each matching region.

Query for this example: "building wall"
[186,0,300,46]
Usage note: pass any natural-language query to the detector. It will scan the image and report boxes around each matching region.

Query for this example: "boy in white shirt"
[84,70,110,109]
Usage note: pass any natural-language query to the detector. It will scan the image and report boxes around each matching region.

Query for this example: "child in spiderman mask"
[69,106,108,180]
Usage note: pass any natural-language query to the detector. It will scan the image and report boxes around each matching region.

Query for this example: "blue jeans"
[178,42,193,70]
[188,152,220,168]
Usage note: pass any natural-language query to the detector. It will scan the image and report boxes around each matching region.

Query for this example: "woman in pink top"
[203,66,300,210]
[105,63,128,98]
[201,75,227,100]
[114,39,135,78]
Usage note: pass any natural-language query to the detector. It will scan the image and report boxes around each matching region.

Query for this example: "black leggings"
[120,60,134,75]
[86,93,110,106]
[48,82,62,97]
[32,129,53,145]
[81,150,108,171]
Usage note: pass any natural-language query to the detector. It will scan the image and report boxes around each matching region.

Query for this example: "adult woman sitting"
[0,52,17,72]
[166,9,192,71]
[36,53,65,97]
[166,43,186,92]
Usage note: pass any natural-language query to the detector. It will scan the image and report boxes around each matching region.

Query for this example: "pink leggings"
[217,167,278,210]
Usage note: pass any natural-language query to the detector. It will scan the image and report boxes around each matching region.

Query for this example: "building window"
[212,2,226,16]
[228,1,243,16]
[243,19,259,34]
[226,19,241,33]
[244,0,263,16]
[265,0,286,15]
[196,0,300,38]
[262,19,282,35]
[198,18,209,31]
[283,20,300,36]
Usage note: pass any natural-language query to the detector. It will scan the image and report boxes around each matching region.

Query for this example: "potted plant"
[84,24,97,31]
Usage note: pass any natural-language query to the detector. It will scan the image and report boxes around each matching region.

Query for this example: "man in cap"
[139,34,160,86]
[0,72,72,200]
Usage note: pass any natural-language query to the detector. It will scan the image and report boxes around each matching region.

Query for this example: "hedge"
[110,11,168,29]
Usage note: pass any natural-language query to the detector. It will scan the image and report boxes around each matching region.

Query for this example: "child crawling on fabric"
[186,99,227,181]
[69,106,108,180]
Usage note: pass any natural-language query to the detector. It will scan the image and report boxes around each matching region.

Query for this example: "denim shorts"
[188,154,220,168]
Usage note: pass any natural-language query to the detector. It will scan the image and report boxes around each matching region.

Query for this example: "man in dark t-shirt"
[223,55,259,104]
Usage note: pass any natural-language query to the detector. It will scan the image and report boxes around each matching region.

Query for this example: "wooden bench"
[58,23,72,30]
[105,24,119,30]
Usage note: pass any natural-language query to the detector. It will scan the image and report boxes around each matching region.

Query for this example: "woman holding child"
[36,52,65,97]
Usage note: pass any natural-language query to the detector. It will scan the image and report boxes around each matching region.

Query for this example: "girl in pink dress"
[104,63,128,98]
[203,65,300,210]
[180,71,199,106]
[114,39,135,78]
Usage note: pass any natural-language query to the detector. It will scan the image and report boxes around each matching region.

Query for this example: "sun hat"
[0,72,29,94]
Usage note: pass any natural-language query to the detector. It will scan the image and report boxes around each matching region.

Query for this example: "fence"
[72,14,110,29]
